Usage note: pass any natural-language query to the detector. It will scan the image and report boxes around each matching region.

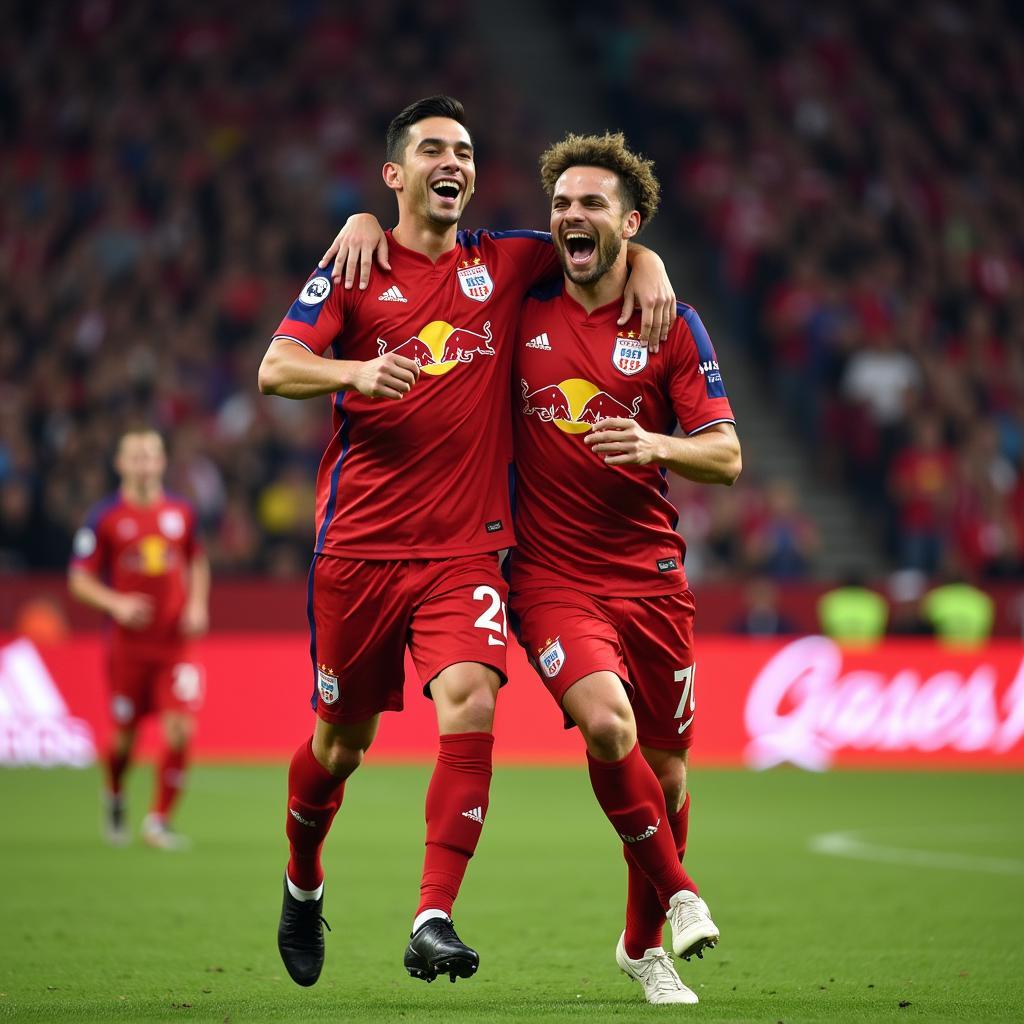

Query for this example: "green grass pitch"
[0,763,1022,1023]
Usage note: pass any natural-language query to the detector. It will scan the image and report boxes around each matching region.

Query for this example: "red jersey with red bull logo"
[510,284,735,596]
[70,493,201,656]
[272,229,559,559]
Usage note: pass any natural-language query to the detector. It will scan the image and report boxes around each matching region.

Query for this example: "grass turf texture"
[0,765,1021,1023]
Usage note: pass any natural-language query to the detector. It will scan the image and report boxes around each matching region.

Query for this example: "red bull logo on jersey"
[521,378,642,434]
[457,259,493,302]
[377,321,495,376]
[613,331,648,376]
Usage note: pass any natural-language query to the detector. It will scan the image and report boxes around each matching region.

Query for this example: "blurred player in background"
[68,429,209,850]
[259,95,675,989]
[508,133,741,1005]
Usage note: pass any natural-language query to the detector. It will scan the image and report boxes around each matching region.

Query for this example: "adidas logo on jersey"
[461,806,485,824]
[525,332,551,350]
[378,285,408,303]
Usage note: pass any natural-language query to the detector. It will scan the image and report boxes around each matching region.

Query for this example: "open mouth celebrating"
[563,230,596,265]
[431,178,462,203]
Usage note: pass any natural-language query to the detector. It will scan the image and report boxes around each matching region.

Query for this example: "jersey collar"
[385,229,462,273]
[559,285,628,327]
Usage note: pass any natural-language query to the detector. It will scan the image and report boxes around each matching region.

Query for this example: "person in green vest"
[817,570,889,646]
[922,576,994,647]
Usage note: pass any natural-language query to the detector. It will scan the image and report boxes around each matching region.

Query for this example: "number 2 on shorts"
[472,585,507,647]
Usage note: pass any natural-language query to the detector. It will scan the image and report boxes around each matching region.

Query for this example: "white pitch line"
[809,830,1024,876]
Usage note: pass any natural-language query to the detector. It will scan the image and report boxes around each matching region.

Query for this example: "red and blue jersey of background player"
[272,228,559,560]
[70,493,201,657]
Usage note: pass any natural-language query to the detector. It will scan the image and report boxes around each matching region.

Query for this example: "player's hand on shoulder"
[112,592,155,630]
[353,353,421,400]
[585,417,660,466]
[181,603,209,638]
[320,213,391,290]
[620,252,676,350]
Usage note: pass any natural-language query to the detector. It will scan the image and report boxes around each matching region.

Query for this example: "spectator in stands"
[730,577,797,637]
[743,479,819,579]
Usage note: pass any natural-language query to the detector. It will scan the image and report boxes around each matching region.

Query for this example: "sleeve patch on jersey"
[299,276,332,305]
[286,275,333,325]
[682,307,728,399]
[72,527,97,559]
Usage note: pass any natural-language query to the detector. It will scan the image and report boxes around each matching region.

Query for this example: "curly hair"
[539,132,660,228]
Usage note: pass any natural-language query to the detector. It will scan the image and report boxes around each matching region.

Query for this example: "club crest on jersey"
[457,260,493,302]
[538,637,565,679]
[612,332,647,376]
[158,508,185,539]
[298,276,332,306]
[317,665,339,705]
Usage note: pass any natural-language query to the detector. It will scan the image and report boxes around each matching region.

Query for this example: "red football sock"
[623,793,697,959]
[286,739,346,891]
[152,745,187,818]
[587,745,688,911]
[417,732,494,917]
[105,748,130,797]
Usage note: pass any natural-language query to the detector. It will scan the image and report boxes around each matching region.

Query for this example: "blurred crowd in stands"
[569,0,1024,582]
[0,0,550,575]
[2,0,1022,591]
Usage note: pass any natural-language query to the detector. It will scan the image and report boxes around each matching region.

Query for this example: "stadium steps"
[473,1,887,580]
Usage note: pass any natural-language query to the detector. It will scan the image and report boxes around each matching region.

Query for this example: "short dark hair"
[539,131,660,228]
[385,95,468,164]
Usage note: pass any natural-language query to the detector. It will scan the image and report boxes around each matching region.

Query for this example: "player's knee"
[580,705,636,761]
[444,686,496,731]
[164,715,192,750]
[433,667,498,731]
[316,740,366,779]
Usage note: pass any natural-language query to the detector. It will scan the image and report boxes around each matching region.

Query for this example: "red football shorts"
[509,586,697,750]
[307,553,510,724]
[108,648,204,727]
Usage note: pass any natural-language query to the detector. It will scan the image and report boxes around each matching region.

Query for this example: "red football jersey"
[510,285,735,596]
[70,492,201,655]
[272,229,559,559]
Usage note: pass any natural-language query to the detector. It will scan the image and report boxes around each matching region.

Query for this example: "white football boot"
[141,813,191,851]
[667,890,719,960]
[615,932,698,1005]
